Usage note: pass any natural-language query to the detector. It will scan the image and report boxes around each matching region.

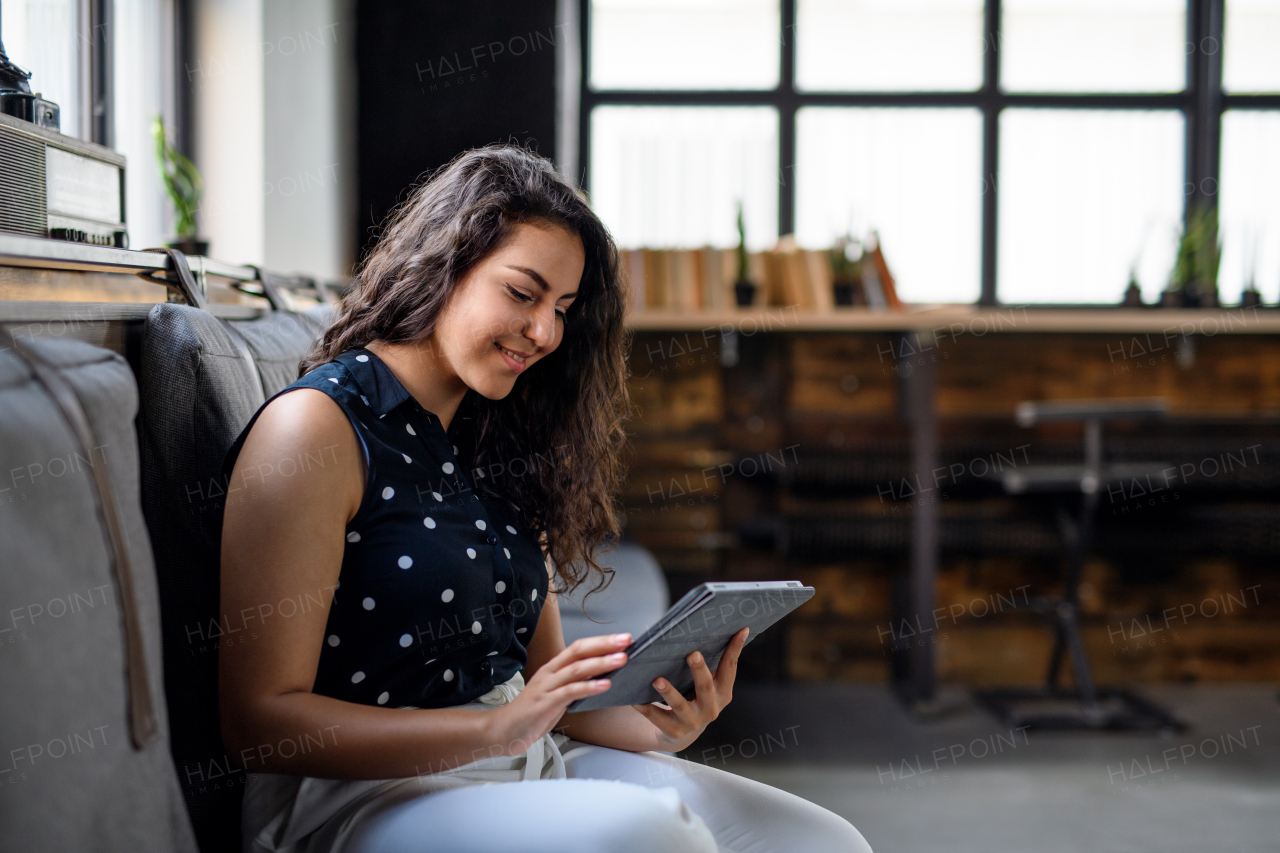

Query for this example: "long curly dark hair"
[300,144,632,595]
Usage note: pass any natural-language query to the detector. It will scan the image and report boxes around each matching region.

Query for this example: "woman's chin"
[469,374,518,401]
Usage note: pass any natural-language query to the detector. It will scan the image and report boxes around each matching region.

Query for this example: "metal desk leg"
[898,334,938,705]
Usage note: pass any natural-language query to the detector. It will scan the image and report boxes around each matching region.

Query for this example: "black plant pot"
[1122,281,1143,307]
[1241,288,1263,309]
[833,279,857,306]
[166,237,210,257]
[734,279,757,307]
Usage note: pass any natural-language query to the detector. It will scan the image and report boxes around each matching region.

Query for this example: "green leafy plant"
[1170,201,1221,303]
[828,233,862,282]
[735,200,749,282]
[152,115,202,237]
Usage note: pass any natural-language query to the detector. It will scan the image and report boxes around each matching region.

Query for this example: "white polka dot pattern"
[295,349,551,710]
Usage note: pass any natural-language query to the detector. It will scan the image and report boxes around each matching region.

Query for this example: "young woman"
[218,145,872,853]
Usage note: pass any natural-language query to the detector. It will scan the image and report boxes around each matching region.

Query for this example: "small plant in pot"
[1164,202,1221,308]
[732,201,757,307]
[829,233,863,307]
[152,114,208,256]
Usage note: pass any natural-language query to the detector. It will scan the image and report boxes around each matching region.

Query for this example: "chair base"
[973,686,1185,733]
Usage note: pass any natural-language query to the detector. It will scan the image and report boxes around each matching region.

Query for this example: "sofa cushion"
[558,540,671,645]
[0,333,197,852]
[137,304,330,853]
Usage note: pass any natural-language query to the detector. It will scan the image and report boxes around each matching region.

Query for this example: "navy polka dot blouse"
[218,346,549,709]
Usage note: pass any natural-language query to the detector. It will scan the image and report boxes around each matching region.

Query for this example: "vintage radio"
[0,112,128,248]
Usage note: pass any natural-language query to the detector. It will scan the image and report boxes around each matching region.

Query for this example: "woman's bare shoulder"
[232,387,366,522]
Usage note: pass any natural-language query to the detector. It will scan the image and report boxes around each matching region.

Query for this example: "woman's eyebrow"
[505,265,577,299]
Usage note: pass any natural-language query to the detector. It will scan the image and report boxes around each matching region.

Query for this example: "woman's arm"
[219,389,620,779]
[524,556,749,754]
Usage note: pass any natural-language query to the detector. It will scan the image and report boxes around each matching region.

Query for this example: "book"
[865,231,902,310]
[804,249,834,312]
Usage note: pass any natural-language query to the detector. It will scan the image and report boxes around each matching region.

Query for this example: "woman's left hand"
[632,627,749,753]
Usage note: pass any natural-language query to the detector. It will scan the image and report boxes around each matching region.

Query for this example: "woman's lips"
[495,342,527,373]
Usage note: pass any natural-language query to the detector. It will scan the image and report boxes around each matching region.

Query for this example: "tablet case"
[565,581,814,712]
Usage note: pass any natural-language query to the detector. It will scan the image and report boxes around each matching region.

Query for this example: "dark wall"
[356,1,559,257]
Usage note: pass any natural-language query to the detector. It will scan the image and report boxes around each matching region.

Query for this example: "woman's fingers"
[549,634,631,672]
[540,650,627,690]
[632,702,684,738]
[713,628,749,693]
[557,678,611,701]
[687,651,718,708]
[650,676,692,718]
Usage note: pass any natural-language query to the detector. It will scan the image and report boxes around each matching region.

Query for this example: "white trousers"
[243,673,872,853]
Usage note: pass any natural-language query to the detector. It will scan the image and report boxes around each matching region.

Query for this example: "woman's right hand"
[488,633,632,756]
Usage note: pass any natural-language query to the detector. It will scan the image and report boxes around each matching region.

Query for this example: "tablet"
[565,581,815,713]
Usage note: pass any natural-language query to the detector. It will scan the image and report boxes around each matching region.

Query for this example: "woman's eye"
[505,284,533,303]
[556,308,568,322]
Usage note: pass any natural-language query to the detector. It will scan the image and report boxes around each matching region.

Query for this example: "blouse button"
[480,660,491,674]
[486,534,499,545]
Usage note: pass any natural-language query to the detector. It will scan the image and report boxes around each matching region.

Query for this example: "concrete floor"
[694,683,1280,853]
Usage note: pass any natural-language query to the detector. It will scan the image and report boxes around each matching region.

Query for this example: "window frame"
[576,0,1280,306]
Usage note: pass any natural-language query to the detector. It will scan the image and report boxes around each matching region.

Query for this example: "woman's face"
[431,220,585,400]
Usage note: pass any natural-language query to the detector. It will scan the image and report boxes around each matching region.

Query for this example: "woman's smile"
[495,341,530,372]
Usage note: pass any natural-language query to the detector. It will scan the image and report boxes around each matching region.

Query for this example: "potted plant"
[829,233,863,307]
[1122,267,1143,307]
[152,114,208,256]
[732,201,756,307]
[1164,202,1220,308]
[1241,229,1263,308]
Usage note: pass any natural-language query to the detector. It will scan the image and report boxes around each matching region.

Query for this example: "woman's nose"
[522,303,557,349]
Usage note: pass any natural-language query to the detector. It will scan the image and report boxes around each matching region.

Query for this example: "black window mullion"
[577,0,592,192]
[1187,0,1224,207]
[778,0,797,237]
[980,0,1002,306]
[90,0,113,148]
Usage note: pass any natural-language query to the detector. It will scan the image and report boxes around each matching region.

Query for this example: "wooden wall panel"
[936,335,1280,418]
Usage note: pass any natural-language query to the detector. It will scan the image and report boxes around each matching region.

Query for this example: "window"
[1219,110,1280,302]
[578,0,1280,305]
[2,0,177,250]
